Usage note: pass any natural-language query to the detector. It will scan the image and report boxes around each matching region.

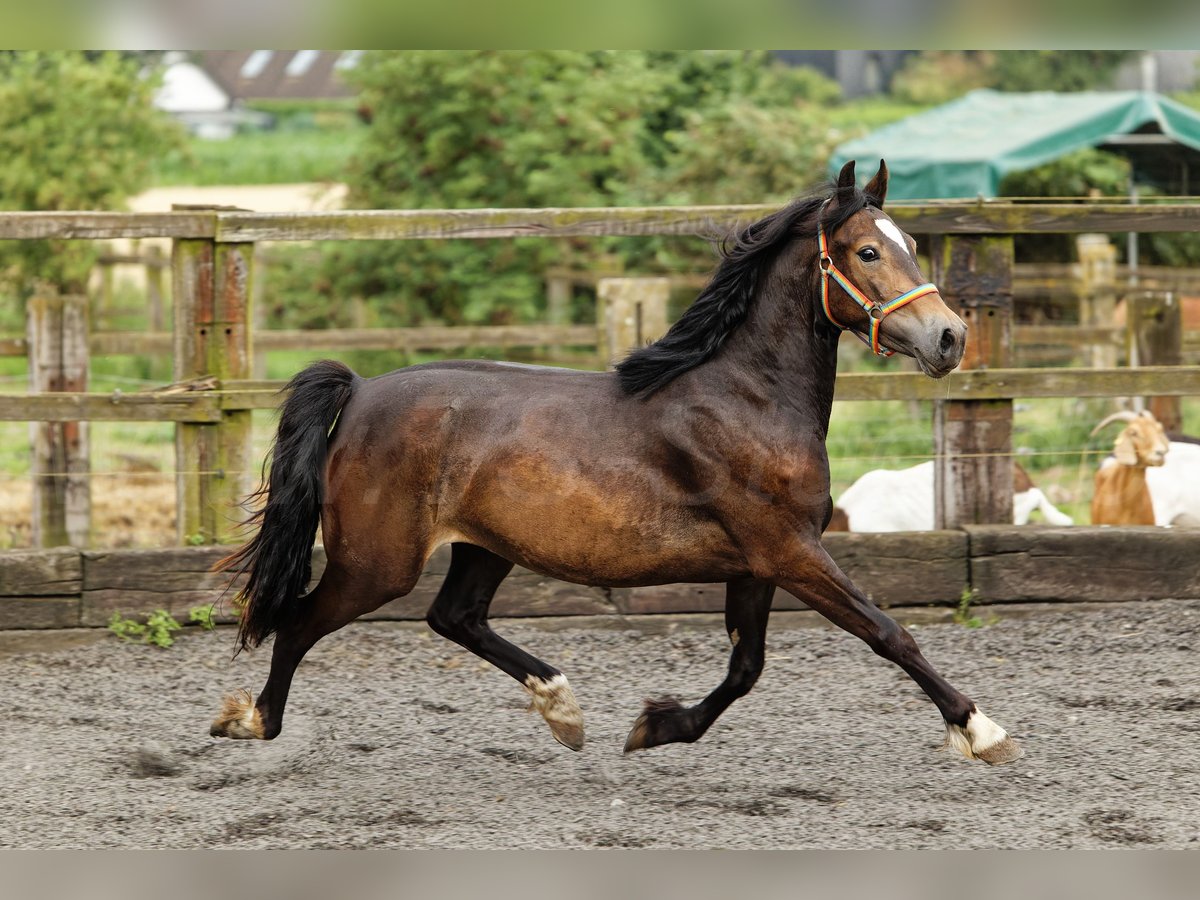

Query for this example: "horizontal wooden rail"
[0,391,222,423]
[1015,326,1200,349]
[208,367,1200,405]
[9,366,1196,423]
[4,202,1200,243]
[832,366,1200,402]
[0,324,602,358]
[0,211,216,240]
[210,203,1200,240]
[254,324,598,352]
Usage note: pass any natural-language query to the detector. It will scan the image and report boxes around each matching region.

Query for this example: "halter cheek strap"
[817,214,939,357]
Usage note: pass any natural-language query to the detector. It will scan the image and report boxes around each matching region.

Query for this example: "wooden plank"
[0,211,215,239]
[223,366,1200,413]
[5,366,1198,424]
[1127,292,1184,432]
[60,295,90,547]
[887,203,1200,235]
[255,323,599,352]
[214,206,774,242]
[931,234,1015,528]
[1013,325,1122,346]
[0,393,221,423]
[0,597,81,629]
[0,547,82,595]
[26,294,90,547]
[206,242,256,544]
[88,324,600,356]
[27,295,69,547]
[1,203,1200,246]
[597,278,670,367]
[0,336,27,357]
[212,203,1200,242]
[1077,235,1118,369]
[832,366,1200,401]
[79,544,613,626]
[968,526,1200,603]
[89,332,173,355]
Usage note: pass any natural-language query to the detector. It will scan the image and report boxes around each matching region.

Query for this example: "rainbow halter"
[817,210,939,357]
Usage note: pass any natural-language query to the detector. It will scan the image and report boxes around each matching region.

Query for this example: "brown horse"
[211,160,1022,766]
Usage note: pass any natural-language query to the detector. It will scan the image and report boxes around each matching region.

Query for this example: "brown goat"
[1090,410,1169,526]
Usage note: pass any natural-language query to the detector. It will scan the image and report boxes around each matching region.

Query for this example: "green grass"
[149,126,364,187]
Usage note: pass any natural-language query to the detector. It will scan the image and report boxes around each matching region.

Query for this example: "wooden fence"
[4,526,1199,630]
[1,201,1199,549]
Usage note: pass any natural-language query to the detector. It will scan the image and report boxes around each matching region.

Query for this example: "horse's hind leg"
[425,542,585,750]
[211,565,416,741]
[625,577,774,752]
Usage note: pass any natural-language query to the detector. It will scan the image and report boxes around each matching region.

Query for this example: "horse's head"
[820,160,966,377]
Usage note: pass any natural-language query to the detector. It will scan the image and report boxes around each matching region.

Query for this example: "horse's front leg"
[625,577,774,752]
[776,542,1022,765]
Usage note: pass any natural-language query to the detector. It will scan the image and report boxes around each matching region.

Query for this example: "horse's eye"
[857,247,879,262]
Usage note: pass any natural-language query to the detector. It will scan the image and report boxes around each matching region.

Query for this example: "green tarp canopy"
[829,89,1200,200]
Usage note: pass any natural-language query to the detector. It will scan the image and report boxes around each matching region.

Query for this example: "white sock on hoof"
[523,673,585,751]
[943,708,1023,765]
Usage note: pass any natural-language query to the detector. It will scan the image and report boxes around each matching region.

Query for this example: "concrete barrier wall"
[0,527,1196,630]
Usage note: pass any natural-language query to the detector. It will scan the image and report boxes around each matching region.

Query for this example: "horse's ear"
[864,159,888,208]
[836,160,856,203]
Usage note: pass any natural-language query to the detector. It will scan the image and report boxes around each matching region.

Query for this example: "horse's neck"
[710,263,839,430]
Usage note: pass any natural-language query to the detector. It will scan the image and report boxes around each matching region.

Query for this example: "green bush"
[0,52,184,297]
[314,51,840,328]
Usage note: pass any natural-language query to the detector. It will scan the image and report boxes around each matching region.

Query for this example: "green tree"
[335,51,667,326]
[988,51,1132,93]
[0,52,184,297]
[290,50,838,331]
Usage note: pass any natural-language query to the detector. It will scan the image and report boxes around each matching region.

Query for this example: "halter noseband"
[817,204,939,357]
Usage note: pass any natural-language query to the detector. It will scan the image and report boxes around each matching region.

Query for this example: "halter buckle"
[868,305,884,321]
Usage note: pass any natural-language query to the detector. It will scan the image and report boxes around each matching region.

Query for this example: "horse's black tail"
[217,359,359,651]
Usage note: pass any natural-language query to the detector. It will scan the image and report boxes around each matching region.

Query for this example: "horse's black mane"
[616,184,875,397]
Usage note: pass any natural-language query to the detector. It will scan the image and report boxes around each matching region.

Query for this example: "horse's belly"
[451,463,747,586]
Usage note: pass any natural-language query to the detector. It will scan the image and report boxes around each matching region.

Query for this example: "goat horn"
[1089,410,1139,438]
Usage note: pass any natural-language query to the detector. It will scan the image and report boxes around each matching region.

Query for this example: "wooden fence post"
[172,207,255,545]
[145,244,166,333]
[546,275,571,326]
[27,293,90,547]
[596,277,670,368]
[1126,291,1183,433]
[931,234,1015,529]
[1076,234,1117,369]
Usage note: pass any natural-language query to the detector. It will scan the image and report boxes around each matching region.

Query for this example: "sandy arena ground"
[0,597,1197,848]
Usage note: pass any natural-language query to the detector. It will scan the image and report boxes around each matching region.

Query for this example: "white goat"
[828,461,1073,532]
[1147,442,1200,526]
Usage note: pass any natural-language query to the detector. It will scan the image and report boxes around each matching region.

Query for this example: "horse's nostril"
[939,328,957,357]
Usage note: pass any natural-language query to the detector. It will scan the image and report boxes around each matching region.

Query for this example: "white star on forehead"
[874,218,913,258]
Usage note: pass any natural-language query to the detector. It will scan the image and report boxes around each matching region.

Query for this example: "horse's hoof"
[977,735,1024,765]
[943,708,1022,765]
[523,674,584,751]
[209,689,266,740]
[623,716,651,753]
[549,720,585,752]
[623,697,685,753]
